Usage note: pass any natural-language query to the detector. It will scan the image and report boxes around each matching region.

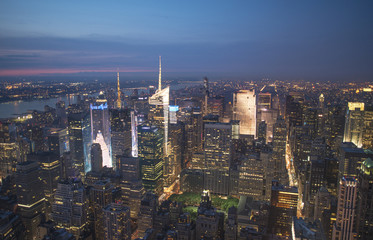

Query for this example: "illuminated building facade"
[233,89,256,137]
[344,102,365,148]
[110,109,131,169]
[90,97,112,168]
[131,110,138,157]
[103,203,131,240]
[332,177,358,240]
[269,183,298,237]
[356,158,373,238]
[204,122,232,195]
[51,179,88,239]
[0,142,19,179]
[138,192,158,237]
[68,110,91,175]
[238,154,265,201]
[16,161,46,240]
[116,71,122,109]
[149,57,170,189]
[362,106,373,150]
[138,123,163,193]
[272,116,288,185]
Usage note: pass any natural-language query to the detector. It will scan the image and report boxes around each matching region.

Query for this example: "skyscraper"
[272,116,288,185]
[148,56,170,190]
[103,203,131,240]
[110,108,131,169]
[90,95,112,168]
[116,70,122,109]
[90,143,103,173]
[356,158,373,238]
[138,123,163,193]
[68,108,91,175]
[343,102,365,148]
[51,179,88,239]
[204,122,232,195]
[16,161,46,240]
[332,177,358,240]
[269,182,298,237]
[233,89,256,137]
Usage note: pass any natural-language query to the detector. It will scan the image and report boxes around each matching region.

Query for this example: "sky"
[0,1,372,81]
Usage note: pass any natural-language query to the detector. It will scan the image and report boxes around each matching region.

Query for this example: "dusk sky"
[0,1,372,81]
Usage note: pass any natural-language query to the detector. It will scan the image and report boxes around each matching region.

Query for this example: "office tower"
[118,156,140,182]
[68,109,91,176]
[110,108,131,169]
[257,120,267,143]
[0,210,25,239]
[103,203,131,240]
[196,190,224,239]
[225,207,238,240]
[186,108,203,154]
[304,156,326,219]
[176,213,195,240]
[303,107,318,138]
[313,187,331,222]
[343,102,365,148]
[90,179,113,239]
[292,217,326,240]
[257,89,278,143]
[90,95,112,168]
[233,89,256,137]
[121,180,145,219]
[203,77,209,116]
[180,169,204,193]
[208,96,224,117]
[332,177,358,240]
[90,143,103,173]
[204,122,232,195]
[55,101,68,127]
[46,127,69,157]
[16,161,46,240]
[238,154,265,201]
[269,182,298,237]
[169,105,178,124]
[51,179,88,239]
[116,71,122,109]
[60,152,76,179]
[138,123,163,193]
[338,142,371,180]
[0,142,19,179]
[272,116,288,185]
[148,57,171,190]
[131,110,139,157]
[27,152,61,213]
[138,192,158,237]
[166,122,184,190]
[356,158,373,238]
[285,93,304,128]
[362,106,373,150]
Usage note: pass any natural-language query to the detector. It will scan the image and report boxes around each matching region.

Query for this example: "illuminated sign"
[169,105,179,112]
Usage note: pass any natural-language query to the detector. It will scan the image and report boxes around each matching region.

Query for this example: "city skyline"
[0,1,373,81]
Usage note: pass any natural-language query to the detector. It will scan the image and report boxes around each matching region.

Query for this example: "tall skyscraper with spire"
[148,56,172,190]
[116,70,121,109]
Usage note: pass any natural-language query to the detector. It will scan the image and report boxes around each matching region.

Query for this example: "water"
[0,95,81,119]
[0,82,202,119]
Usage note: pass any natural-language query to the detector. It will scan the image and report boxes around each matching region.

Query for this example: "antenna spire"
[116,69,121,109]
